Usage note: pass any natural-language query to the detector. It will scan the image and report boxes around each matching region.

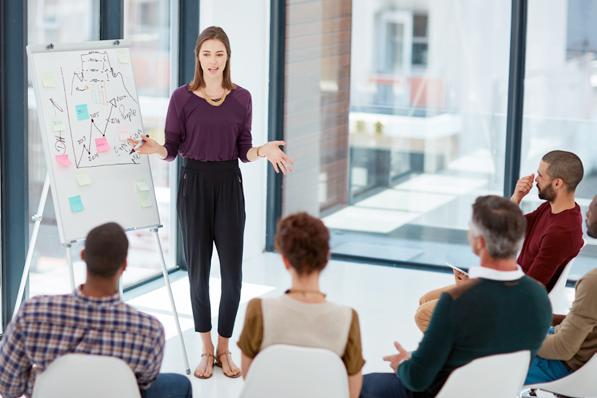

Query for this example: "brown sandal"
[193,353,215,379]
[215,351,241,378]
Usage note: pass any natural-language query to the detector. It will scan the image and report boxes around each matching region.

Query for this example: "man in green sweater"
[525,194,597,385]
[360,196,552,398]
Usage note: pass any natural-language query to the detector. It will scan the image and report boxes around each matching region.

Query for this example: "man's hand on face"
[511,174,535,205]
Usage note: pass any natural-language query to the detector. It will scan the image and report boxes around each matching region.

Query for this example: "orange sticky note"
[55,154,70,167]
[95,137,110,153]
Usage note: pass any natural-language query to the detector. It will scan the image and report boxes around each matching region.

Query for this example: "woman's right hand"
[128,135,164,156]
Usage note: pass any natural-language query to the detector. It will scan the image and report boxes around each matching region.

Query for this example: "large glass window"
[283,1,512,269]
[27,0,100,295]
[521,0,597,279]
[26,0,177,296]
[122,0,176,287]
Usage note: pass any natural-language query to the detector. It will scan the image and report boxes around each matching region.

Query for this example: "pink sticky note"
[55,154,70,167]
[95,137,110,153]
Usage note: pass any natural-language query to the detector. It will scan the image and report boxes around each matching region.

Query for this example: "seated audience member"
[525,195,597,385]
[0,222,191,398]
[415,150,584,331]
[237,212,365,398]
[360,196,552,398]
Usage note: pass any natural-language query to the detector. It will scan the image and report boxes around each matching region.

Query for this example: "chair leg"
[520,388,537,398]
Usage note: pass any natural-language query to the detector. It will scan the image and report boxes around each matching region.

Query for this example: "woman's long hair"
[188,26,234,91]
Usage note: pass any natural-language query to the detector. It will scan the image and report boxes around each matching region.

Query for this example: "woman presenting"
[131,26,292,379]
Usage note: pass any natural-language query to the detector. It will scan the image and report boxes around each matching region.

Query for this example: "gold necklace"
[200,88,229,107]
[285,288,327,298]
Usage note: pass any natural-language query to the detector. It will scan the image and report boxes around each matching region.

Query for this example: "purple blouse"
[163,84,253,162]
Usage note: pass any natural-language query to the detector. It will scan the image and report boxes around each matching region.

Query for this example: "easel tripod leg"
[12,174,51,320]
[153,228,191,375]
[64,244,75,291]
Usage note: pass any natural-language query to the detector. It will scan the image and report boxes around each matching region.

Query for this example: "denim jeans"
[141,373,192,398]
[524,356,571,385]
[524,327,571,385]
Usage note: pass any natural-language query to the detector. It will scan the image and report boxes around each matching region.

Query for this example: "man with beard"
[524,195,597,386]
[511,150,584,291]
[414,150,584,332]
[360,196,551,398]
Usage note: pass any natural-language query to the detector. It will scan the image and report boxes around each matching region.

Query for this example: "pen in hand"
[129,135,149,154]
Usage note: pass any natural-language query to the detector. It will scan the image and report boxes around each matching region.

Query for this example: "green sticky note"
[136,180,150,191]
[75,104,90,121]
[68,195,84,213]
[139,191,152,208]
[75,171,92,186]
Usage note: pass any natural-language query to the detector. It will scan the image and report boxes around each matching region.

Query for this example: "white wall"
[199,0,270,260]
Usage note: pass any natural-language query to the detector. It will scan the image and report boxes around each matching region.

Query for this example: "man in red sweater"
[415,150,584,332]
[511,150,584,291]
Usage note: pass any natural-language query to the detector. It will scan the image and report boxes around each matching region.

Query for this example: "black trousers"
[177,159,245,338]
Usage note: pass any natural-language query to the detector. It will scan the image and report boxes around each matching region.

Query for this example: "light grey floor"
[127,253,577,398]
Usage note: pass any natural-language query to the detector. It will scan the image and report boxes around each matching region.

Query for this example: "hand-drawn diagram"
[48,49,143,169]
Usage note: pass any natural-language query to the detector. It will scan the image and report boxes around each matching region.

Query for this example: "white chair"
[524,354,597,398]
[32,353,141,398]
[549,241,585,314]
[239,344,349,398]
[435,350,530,398]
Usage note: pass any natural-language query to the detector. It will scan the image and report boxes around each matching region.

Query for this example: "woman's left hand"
[260,140,294,174]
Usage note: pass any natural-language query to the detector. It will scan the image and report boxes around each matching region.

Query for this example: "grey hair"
[469,219,523,259]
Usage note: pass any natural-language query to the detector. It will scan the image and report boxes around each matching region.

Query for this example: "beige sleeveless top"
[237,296,365,375]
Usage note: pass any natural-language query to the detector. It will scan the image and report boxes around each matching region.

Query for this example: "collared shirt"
[468,265,525,281]
[0,287,164,398]
[398,272,551,397]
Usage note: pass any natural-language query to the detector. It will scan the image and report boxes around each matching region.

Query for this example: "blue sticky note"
[68,195,84,213]
[75,104,90,121]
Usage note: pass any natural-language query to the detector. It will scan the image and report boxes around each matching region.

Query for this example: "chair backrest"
[32,353,141,398]
[435,350,530,398]
[548,240,585,312]
[526,354,597,397]
[239,344,349,398]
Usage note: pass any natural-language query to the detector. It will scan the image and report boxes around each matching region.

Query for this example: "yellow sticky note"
[136,180,150,191]
[42,73,56,88]
[139,191,152,208]
[75,171,92,186]
[117,50,130,64]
